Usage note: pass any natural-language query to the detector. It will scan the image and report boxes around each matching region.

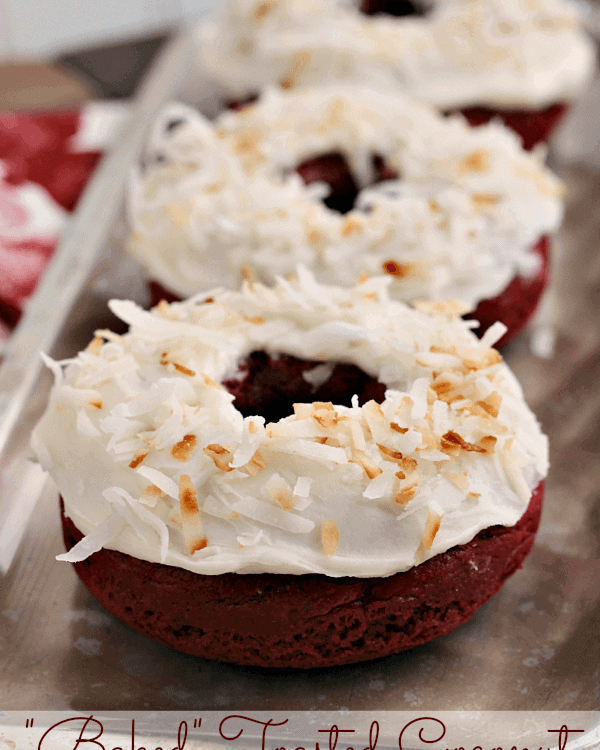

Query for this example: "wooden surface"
[1,50,600,712]
[0,63,94,110]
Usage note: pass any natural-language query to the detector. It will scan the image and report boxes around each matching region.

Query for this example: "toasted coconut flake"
[390,422,408,434]
[173,362,196,377]
[377,443,403,464]
[129,451,149,469]
[382,260,412,278]
[475,392,502,418]
[416,505,444,562]
[321,520,339,556]
[201,372,223,389]
[280,49,311,89]
[469,492,481,498]
[178,474,207,554]
[313,401,334,412]
[341,217,363,237]
[462,348,502,371]
[241,449,267,476]
[171,433,197,462]
[306,227,324,246]
[352,451,383,480]
[294,403,313,420]
[401,456,418,472]
[85,337,104,356]
[242,313,266,324]
[364,400,385,420]
[458,149,489,175]
[89,399,103,410]
[142,484,162,499]
[266,474,295,510]
[394,482,419,505]
[240,265,256,284]
[204,443,234,472]
[357,272,369,284]
[417,424,437,450]
[137,466,179,499]
[445,471,469,491]
[253,0,277,21]
[440,430,486,455]
[313,407,340,431]
[472,193,501,209]
[478,435,497,454]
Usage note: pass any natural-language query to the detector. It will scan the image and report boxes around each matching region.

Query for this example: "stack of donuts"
[32,0,593,667]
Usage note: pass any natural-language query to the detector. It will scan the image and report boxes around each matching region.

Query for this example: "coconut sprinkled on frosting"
[128,87,563,305]
[197,0,595,109]
[31,271,548,577]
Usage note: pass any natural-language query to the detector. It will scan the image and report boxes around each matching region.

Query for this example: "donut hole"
[360,0,427,17]
[223,350,386,424]
[296,152,399,214]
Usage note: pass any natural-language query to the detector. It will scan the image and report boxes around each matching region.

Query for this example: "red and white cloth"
[0,102,129,336]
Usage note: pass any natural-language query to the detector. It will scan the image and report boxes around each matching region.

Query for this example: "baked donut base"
[148,235,550,351]
[61,481,543,669]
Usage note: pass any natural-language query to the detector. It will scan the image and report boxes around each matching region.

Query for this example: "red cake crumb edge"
[60,481,543,669]
[466,235,550,348]
[457,103,568,151]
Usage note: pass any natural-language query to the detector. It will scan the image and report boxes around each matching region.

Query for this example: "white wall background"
[0,0,219,60]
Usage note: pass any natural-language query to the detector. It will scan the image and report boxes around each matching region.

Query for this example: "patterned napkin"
[0,102,129,334]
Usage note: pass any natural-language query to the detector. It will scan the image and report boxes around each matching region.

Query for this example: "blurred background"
[0,0,216,106]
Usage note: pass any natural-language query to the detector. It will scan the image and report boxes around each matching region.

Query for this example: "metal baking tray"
[1,13,600,712]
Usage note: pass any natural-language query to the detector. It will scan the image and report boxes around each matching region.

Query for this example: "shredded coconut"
[32,270,548,577]
[128,86,564,307]
[196,0,595,110]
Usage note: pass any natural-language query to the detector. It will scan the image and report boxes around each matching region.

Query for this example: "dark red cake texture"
[223,350,387,424]
[61,481,543,668]
[457,103,568,153]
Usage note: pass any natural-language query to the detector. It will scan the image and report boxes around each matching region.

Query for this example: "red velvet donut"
[62,481,543,669]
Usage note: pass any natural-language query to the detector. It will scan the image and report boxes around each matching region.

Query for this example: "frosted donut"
[196,0,595,148]
[32,271,548,666]
[128,86,563,344]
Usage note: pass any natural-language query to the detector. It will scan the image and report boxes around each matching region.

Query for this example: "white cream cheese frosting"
[128,87,564,305]
[31,271,548,578]
[197,0,596,109]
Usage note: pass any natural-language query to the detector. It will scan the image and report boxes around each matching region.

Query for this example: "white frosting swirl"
[197,0,596,109]
[128,87,563,305]
[31,271,548,578]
